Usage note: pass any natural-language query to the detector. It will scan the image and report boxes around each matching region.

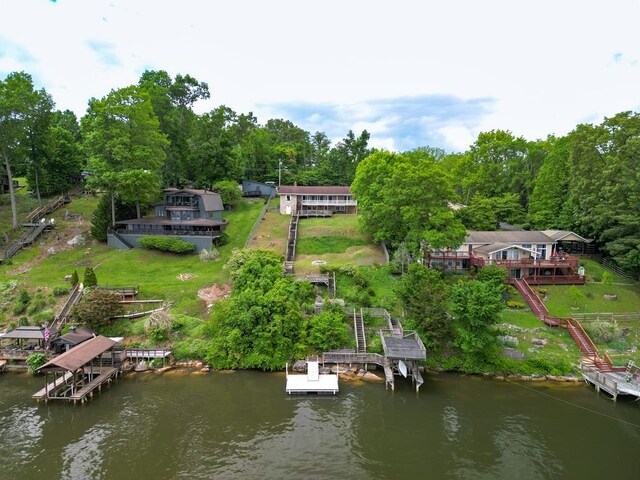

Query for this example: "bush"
[506,300,525,309]
[27,292,49,315]
[18,316,29,326]
[588,320,621,344]
[199,248,220,262]
[139,236,196,254]
[26,353,47,374]
[212,232,229,247]
[144,311,172,342]
[213,180,242,209]
[13,289,31,314]
[70,269,79,286]
[83,267,98,288]
[32,309,54,324]
[53,285,70,296]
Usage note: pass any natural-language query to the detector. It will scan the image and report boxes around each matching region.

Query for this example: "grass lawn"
[0,196,264,325]
[294,215,386,275]
[544,283,640,316]
[246,198,288,257]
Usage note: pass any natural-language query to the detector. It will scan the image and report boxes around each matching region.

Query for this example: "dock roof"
[37,336,115,373]
[0,326,56,340]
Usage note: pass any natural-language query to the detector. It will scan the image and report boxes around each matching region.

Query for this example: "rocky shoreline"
[128,359,583,383]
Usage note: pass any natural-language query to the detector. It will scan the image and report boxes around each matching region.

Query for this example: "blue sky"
[1,0,639,152]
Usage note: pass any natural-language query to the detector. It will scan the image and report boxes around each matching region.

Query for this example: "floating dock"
[285,360,338,395]
[581,363,640,401]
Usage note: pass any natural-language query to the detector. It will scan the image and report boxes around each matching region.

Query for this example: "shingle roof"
[37,336,116,372]
[163,188,224,211]
[278,185,352,195]
[466,231,554,244]
[0,326,57,340]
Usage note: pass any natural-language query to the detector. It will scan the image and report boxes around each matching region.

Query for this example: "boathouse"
[33,335,120,403]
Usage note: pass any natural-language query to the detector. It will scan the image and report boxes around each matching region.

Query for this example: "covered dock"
[285,360,338,394]
[0,326,56,362]
[380,329,427,392]
[33,335,121,404]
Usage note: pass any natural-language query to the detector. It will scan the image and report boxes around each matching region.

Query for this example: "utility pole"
[278,159,282,187]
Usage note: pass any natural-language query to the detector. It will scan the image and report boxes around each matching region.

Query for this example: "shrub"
[212,232,229,247]
[26,353,47,374]
[139,236,196,254]
[213,180,242,209]
[13,290,31,315]
[506,300,525,309]
[27,292,49,314]
[18,316,29,326]
[70,289,123,330]
[588,320,621,344]
[53,285,70,296]
[32,309,54,324]
[199,247,220,262]
[70,269,79,286]
[144,311,172,342]
[83,267,98,288]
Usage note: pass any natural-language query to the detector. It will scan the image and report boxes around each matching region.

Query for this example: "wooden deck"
[581,364,640,400]
[33,367,120,403]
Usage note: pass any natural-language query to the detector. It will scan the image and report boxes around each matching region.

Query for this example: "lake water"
[0,370,638,479]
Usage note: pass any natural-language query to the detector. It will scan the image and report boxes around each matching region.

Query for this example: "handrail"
[567,318,600,357]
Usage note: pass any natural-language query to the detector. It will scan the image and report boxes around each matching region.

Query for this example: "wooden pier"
[34,336,121,404]
[581,362,640,401]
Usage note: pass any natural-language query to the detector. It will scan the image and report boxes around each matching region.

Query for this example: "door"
[285,204,291,215]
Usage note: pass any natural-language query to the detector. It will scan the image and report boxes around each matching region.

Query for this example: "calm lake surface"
[1,370,638,480]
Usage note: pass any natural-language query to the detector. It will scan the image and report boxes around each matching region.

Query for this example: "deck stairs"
[512,278,615,371]
[353,308,366,354]
[25,194,70,223]
[2,221,52,261]
[49,283,84,331]
[109,229,134,249]
[285,215,299,262]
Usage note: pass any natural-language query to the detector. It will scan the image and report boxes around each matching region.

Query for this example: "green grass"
[246,198,288,256]
[1,196,265,322]
[297,236,369,255]
[579,258,635,284]
[544,283,640,316]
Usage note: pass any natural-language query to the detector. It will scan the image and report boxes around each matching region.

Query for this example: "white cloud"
[1,0,639,150]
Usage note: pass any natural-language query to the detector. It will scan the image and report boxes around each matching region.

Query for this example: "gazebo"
[0,326,55,361]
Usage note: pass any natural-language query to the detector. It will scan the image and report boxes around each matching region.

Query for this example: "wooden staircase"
[512,278,614,371]
[353,308,366,354]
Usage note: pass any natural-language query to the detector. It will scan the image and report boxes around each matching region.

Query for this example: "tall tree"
[0,72,40,230]
[25,89,54,204]
[82,85,168,224]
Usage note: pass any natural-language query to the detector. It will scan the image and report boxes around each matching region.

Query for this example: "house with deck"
[426,230,590,284]
[279,185,357,216]
[107,188,227,253]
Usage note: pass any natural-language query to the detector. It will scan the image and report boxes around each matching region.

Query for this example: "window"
[286,195,291,201]
[536,244,547,259]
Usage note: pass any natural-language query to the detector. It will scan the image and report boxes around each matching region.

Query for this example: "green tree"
[83,266,97,288]
[396,264,449,348]
[213,180,242,209]
[450,280,503,356]
[82,85,168,224]
[0,72,40,230]
[352,150,466,252]
[70,269,79,286]
[308,305,349,352]
[71,289,123,330]
[205,249,313,370]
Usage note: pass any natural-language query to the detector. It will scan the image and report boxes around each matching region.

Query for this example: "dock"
[34,336,122,404]
[285,360,338,394]
[581,362,640,401]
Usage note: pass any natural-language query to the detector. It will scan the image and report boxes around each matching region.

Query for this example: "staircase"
[285,215,299,262]
[353,308,366,354]
[49,283,84,331]
[109,229,135,249]
[513,278,614,371]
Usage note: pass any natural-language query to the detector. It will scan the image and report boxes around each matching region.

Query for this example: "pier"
[34,336,121,404]
[581,361,640,401]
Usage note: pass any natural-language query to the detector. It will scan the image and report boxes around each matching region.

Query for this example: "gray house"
[107,188,227,252]
[242,180,277,198]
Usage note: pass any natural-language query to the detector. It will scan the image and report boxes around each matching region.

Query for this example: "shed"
[242,180,277,198]
[50,327,96,354]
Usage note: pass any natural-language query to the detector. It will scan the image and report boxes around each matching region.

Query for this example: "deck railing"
[322,351,385,366]
[300,199,357,206]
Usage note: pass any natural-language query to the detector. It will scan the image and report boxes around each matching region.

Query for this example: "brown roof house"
[426,230,591,284]
[279,185,357,216]
[107,188,228,253]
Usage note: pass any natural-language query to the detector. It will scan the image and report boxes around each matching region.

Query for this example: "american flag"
[44,327,51,342]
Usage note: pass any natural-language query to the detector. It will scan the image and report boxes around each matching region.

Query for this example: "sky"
[1,0,639,152]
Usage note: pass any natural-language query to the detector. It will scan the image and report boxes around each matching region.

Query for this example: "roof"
[382,336,427,360]
[278,185,352,195]
[474,243,538,255]
[242,180,277,189]
[115,217,226,227]
[0,326,56,340]
[51,328,95,346]
[542,230,592,243]
[465,231,555,244]
[163,188,224,211]
[37,336,116,372]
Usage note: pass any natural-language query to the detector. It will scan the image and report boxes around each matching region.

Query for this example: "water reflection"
[0,372,638,479]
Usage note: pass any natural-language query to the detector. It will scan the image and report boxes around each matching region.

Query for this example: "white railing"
[300,199,357,206]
